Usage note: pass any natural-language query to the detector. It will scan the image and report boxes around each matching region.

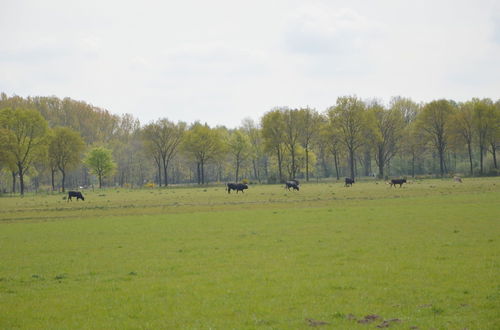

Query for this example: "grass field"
[0,178,499,329]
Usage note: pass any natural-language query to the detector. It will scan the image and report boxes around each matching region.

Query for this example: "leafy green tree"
[319,116,343,180]
[241,118,266,183]
[369,102,404,178]
[142,119,186,186]
[298,108,321,181]
[110,114,142,187]
[417,100,455,176]
[0,108,48,195]
[281,109,302,179]
[48,127,85,192]
[472,98,496,174]
[227,130,251,182]
[489,101,500,169]
[261,109,286,182]
[84,147,116,188]
[390,96,420,125]
[328,96,367,180]
[182,123,224,184]
[450,101,475,175]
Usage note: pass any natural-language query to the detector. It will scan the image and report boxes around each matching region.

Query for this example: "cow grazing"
[67,191,84,201]
[345,178,355,187]
[453,176,462,183]
[389,179,407,187]
[227,183,248,194]
[285,180,299,191]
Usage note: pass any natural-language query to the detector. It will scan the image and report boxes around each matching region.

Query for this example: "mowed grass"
[0,178,499,329]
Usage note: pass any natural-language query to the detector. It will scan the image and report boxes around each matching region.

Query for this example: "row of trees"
[0,106,116,194]
[0,93,499,195]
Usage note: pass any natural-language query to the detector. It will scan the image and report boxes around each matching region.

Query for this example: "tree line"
[0,93,499,195]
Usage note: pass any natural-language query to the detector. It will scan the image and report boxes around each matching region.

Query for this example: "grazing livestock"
[389,179,407,187]
[454,176,462,183]
[67,191,84,201]
[227,183,248,194]
[345,178,355,187]
[285,180,299,191]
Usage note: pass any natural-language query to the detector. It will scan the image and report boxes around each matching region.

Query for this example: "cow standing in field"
[345,178,355,187]
[67,191,85,201]
[285,180,299,191]
[453,176,462,183]
[227,183,248,194]
[389,179,407,187]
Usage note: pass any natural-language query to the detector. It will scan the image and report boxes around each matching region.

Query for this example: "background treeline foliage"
[0,93,499,194]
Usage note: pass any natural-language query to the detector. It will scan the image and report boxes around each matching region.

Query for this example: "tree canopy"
[0,93,499,194]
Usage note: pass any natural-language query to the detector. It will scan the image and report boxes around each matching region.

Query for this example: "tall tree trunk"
[196,162,200,185]
[378,148,384,179]
[61,169,66,192]
[467,142,474,176]
[349,148,355,179]
[438,147,445,177]
[18,164,25,196]
[276,147,283,183]
[12,171,16,194]
[200,159,205,185]
[378,163,384,180]
[333,152,340,180]
[163,158,168,186]
[235,158,240,182]
[98,173,102,189]
[290,147,296,179]
[157,162,162,187]
[305,148,309,181]
[51,168,56,191]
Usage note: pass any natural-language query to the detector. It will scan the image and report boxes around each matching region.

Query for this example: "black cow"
[285,180,299,191]
[227,183,248,194]
[67,191,84,201]
[345,178,355,187]
[389,179,407,187]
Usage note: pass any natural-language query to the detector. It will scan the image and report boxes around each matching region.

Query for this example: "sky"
[1,0,499,128]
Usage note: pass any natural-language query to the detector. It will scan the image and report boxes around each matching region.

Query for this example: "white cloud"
[0,0,499,128]
[285,6,379,55]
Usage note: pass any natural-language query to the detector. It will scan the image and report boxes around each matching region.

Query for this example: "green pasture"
[0,178,499,329]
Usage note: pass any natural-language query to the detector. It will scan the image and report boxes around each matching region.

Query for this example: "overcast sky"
[1,0,499,128]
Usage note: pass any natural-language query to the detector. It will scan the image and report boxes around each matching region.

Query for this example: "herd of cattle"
[225,177,412,194]
[67,176,461,201]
